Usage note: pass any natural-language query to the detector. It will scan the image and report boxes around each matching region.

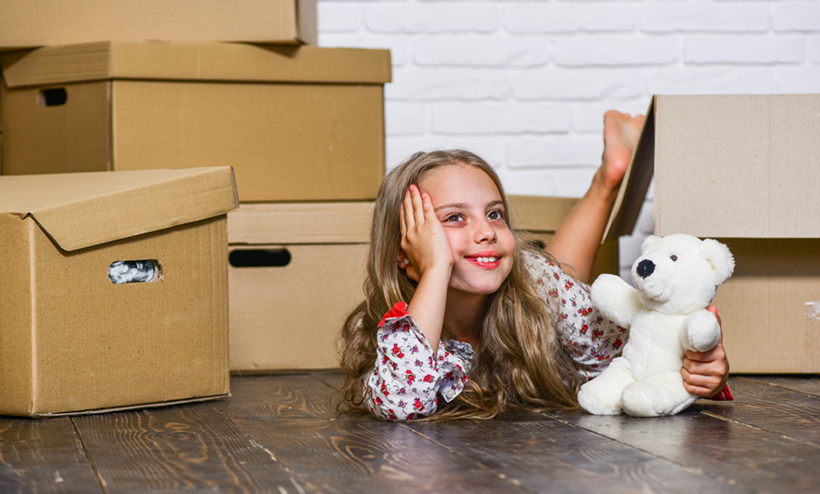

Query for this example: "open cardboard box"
[0,167,238,416]
[0,0,317,49]
[0,41,391,202]
[604,94,820,373]
[226,196,618,372]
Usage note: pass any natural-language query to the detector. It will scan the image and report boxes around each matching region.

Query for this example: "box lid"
[229,202,374,244]
[603,94,820,241]
[0,167,239,251]
[1,41,392,89]
[0,0,316,50]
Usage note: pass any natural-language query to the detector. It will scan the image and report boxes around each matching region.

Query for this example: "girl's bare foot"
[601,110,645,191]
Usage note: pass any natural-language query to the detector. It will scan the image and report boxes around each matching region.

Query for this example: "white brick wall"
[317,0,820,277]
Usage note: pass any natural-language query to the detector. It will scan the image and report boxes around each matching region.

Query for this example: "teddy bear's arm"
[590,274,643,328]
[682,309,722,353]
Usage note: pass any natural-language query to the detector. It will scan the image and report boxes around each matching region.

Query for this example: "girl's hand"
[681,306,730,397]
[399,184,454,282]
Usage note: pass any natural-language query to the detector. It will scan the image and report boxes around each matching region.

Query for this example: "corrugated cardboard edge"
[602,96,656,243]
[31,393,230,418]
[17,167,238,252]
[297,0,318,45]
[2,41,392,88]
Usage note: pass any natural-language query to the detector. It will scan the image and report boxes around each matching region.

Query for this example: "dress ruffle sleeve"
[363,302,474,421]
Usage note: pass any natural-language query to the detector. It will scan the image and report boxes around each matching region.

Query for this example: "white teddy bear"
[577,233,734,417]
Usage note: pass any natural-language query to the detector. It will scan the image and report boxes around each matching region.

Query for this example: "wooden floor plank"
[696,376,820,447]
[0,417,102,494]
[551,401,820,494]
[738,375,820,398]
[407,411,749,494]
[72,402,308,494]
[216,374,526,494]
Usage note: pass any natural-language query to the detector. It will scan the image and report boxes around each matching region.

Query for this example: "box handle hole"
[38,87,68,107]
[109,260,161,284]
[229,249,291,268]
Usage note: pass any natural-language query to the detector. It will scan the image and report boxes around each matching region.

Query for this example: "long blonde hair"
[336,150,580,420]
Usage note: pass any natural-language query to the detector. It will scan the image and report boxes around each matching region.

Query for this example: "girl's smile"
[417,164,516,301]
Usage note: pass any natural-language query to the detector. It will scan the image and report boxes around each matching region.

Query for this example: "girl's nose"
[473,219,497,243]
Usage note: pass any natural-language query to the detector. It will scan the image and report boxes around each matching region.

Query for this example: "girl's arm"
[399,185,453,352]
[547,111,645,283]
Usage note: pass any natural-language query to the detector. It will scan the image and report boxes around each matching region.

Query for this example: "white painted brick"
[552,35,679,66]
[778,67,820,93]
[571,99,652,134]
[386,135,507,171]
[511,68,644,101]
[365,3,499,33]
[385,103,427,136]
[808,35,820,62]
[773,2,820,32]
[549,167,600,198]
[685,35,805,64]
[503,4,635,34]
[413,35,549,67]
[317,2,362,33]
[431,103,570,134]
[508,136,604,168]
[318,33,409,65]
[646,67,775,95]
[496,168,557,197]
[385,68,509,101]
[640,3,770,33]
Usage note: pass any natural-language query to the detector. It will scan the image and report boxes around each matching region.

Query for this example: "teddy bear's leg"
[577,357,636,415]
[621,371,697,417]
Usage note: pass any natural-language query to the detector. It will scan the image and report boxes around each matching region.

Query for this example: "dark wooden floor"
[2,373,820,494]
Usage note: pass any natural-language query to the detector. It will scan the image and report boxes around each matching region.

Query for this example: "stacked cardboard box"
[0,167,238,416]
[0,1,391,413]
[604,94,820,373]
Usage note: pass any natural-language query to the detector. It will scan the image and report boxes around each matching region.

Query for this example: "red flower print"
[596,354,611,362]
[592,329,604,340]
[375,397,383,406]
[423,374,434,383]
[565,280,574,290]
[413,398,425,411]
[388,410,397,421]
[613,338,623,349]
[391,344,404,359]
[548,288,559,298]
[553,272,560,281]
[405,370,416,385]
[580,324,588,335]
[578,307,592,317]
[618,325,627,333]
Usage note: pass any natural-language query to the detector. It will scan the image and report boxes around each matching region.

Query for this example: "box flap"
[2,41,392,88]
[228,202,373,244]
[0,167,238,251]
[602,97,656,243]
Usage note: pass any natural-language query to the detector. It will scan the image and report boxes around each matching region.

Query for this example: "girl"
[338,111,730,421]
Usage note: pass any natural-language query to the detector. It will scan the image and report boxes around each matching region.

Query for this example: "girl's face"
[417,164,516,300]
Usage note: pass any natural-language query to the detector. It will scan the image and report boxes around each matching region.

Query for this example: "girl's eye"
[443,214,464,223]
[670,255,678,261]
[487,209,505,221]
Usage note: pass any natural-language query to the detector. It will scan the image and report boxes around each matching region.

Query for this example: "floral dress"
[363,252,730,421]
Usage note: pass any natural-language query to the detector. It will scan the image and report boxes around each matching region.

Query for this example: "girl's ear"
[397,248,409,269]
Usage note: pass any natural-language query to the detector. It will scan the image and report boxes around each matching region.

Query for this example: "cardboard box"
[604,94,820,373]
[0,0,317,49]
[227,197,617,372]
[0,41,391,202]
[0,167,239,417]
[228,202,373,372]
[509,195,620,281]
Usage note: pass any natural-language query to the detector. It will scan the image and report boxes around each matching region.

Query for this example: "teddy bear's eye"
[670,255,678,261]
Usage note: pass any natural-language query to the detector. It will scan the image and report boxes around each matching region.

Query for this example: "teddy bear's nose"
[636,259,655,278]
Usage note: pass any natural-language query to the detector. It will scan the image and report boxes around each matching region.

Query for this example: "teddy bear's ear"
[700,238,735,285]
[640,235,661,254]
